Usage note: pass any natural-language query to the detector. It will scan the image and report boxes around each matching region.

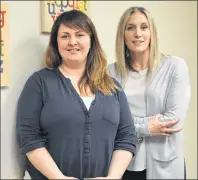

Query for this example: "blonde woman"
[17,10,136,179]
[109,7,191,180]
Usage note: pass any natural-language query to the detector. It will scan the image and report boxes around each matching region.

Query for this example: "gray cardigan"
[108,55,191,179]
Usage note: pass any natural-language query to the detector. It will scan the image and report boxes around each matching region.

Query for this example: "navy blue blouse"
[16,68,136,179]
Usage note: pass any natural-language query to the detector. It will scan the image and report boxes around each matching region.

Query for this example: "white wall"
[1,1,49,178]
[1,1,197,179]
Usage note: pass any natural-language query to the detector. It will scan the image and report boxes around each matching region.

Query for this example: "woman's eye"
[142,26,148,30]
[61,35,68,39]
[127,26,135,30]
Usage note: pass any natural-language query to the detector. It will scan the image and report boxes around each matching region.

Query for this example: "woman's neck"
[130,49,149,71]
[59,62,94,97]
[59,62,85,81]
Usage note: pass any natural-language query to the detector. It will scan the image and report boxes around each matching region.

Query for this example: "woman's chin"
[131,47,149,53]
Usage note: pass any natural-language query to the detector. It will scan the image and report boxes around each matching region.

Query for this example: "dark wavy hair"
[45,10,118,95]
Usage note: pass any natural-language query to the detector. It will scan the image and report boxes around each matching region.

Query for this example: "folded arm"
[134,58,191,138]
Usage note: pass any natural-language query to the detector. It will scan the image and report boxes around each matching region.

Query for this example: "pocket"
[148,135,178,179]
[102,99,120,127]
[148,135,177,161]
[152,156,178,179]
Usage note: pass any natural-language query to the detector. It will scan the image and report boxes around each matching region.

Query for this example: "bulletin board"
[0,2,10,87]
[41,0,91,33]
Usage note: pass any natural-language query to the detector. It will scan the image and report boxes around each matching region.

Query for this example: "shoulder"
[36,67,57,78]
[156,55,190,86]
[31,67,58,80]
[164,55,188,72]
[108,62,117,77]
[108,62,116,70]
[26,68,57,86]
[110,77,126,102]
[108,62,123,85]
[156,55,189,78]
[111,77,123,90]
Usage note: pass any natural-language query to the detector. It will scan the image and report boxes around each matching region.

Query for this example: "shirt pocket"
[102,97,120,127]
[152,156,178,179]
[149,135,179,179]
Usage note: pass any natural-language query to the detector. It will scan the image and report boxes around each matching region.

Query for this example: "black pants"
[122,169,146,180]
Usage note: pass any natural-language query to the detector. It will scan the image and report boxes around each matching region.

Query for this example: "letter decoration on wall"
[0,3,10,87]
[41,0,90,33]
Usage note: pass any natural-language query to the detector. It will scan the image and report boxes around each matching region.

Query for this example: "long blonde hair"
[115,7,162,81]
[45,10,119,95]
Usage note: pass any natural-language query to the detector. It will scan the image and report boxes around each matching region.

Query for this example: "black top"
[16,68,136,179]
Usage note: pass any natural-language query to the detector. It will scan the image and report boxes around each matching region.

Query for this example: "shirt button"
[85,112,89,118]
[84,147,90,154]
[86,129,90,134]
[85,135,91,141]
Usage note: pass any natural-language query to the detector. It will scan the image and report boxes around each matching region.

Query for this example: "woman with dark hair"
[16,10,136,179]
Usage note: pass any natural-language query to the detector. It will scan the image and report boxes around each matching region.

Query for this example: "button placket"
[84,113,91,156]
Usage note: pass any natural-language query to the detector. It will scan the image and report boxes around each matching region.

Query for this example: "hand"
[148,114,182,136]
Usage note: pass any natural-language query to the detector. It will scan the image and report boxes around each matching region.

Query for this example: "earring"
[126,48,130,57]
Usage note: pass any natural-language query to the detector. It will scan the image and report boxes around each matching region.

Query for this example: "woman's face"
[124,11,151,54]
[57,23,91,64]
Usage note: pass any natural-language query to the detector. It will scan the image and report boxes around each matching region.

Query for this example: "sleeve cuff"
[114,145,136,157]
[136,123,151,137]
[21,141,46,154]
